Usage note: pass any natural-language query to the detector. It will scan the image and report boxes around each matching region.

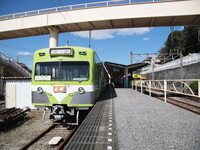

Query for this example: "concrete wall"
[144,62,200,80]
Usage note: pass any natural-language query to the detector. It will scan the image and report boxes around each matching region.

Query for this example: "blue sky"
[0,0,183,69]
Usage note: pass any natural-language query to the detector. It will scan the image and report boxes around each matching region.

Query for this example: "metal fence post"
[149,80,151,96]
[136,83,137,91]
[132,80,133,90]
[164,80,167,102]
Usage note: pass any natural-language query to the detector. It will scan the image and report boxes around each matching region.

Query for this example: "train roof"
[34,46,95,53]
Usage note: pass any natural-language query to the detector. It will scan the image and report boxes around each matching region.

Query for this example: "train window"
[34,61,89,81]
[60,61,89,81]
[113,67,120,72]
[35,62,59,81]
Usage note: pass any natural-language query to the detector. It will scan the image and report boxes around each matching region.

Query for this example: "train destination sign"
[50,48,73,56]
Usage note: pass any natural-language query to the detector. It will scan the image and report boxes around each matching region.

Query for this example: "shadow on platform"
[97,85,117,102]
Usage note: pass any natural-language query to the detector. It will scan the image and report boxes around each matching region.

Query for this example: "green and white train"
[32,46,109,124]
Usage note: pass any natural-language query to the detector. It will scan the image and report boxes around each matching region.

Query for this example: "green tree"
[183,26,200,55]
[159,26,200,56]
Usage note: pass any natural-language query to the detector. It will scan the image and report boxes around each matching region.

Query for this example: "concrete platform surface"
[63,87,114,150]
[114,88,200,150]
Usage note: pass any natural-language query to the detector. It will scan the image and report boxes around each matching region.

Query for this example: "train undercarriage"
[45,104,90,125]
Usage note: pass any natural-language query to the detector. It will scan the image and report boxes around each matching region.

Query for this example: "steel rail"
[167,97,200,109]
[19,124,79,150]
[56,126,78,150]
[19,124,56,150]
[147,88,200,115]
[157,97,200,115]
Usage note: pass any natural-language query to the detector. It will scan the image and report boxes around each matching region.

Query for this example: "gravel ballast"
[0,110,52,150]
[113,88,200,150]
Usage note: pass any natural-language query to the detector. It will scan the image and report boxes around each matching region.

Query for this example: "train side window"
[94,53,100,64]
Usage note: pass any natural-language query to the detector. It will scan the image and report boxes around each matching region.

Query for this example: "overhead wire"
[0,42,35,51]
[50,0,88,47]
[56,0,89,47]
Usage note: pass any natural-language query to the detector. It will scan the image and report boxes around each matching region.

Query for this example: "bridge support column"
[48,27,59,48]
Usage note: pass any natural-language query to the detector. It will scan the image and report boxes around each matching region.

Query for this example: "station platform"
[64,86,200,150]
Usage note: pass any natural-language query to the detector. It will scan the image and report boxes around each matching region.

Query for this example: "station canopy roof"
[105,61,148,72]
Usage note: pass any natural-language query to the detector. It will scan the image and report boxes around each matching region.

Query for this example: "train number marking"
[53,86,66,93]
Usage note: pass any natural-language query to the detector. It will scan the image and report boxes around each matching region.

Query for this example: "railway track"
[147,90,200,115]
[157,97,200,115]
[20,124,77,150]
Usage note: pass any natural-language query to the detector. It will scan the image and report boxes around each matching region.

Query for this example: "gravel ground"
[0,109,52,150]
[114,88,200,150]
[28,125,71,150]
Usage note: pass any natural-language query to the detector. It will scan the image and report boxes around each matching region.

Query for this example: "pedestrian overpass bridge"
[0,0,200,46]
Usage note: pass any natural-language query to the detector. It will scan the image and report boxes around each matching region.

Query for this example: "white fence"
[132,79,200,102]
[0,0,168,20]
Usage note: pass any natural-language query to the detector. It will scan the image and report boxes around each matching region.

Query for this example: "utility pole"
[180,51,183,80]
[170,26,174,53]
[130,52,133,64]
[89,30,92,48]
[130,52,183,80]
[66,40,69,46]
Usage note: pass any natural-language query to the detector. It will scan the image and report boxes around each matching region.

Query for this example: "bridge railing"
[0,0,167,20]
[0,52,31,77]
[132,79,200,101]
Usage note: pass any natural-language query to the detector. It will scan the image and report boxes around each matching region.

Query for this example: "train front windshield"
[34,61,89,81]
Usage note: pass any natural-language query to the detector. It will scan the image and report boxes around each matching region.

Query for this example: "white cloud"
[72,30,114,40]
[17,52,33,55]
[116,28,151,36]
[71,27,152,40]
[143,38,150,41]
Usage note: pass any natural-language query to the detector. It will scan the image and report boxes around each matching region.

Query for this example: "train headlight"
[37,87,43,94]
[78,87,85,94]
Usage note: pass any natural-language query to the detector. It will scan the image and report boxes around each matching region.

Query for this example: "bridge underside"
[1,0,200,40]
[1,15,200,40]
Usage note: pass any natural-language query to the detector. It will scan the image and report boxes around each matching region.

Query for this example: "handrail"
[0,52,31,77]
[132,79,200,102]
[0,0,169,20]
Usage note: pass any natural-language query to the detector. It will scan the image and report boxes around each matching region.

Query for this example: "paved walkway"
[113,88,200,150]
